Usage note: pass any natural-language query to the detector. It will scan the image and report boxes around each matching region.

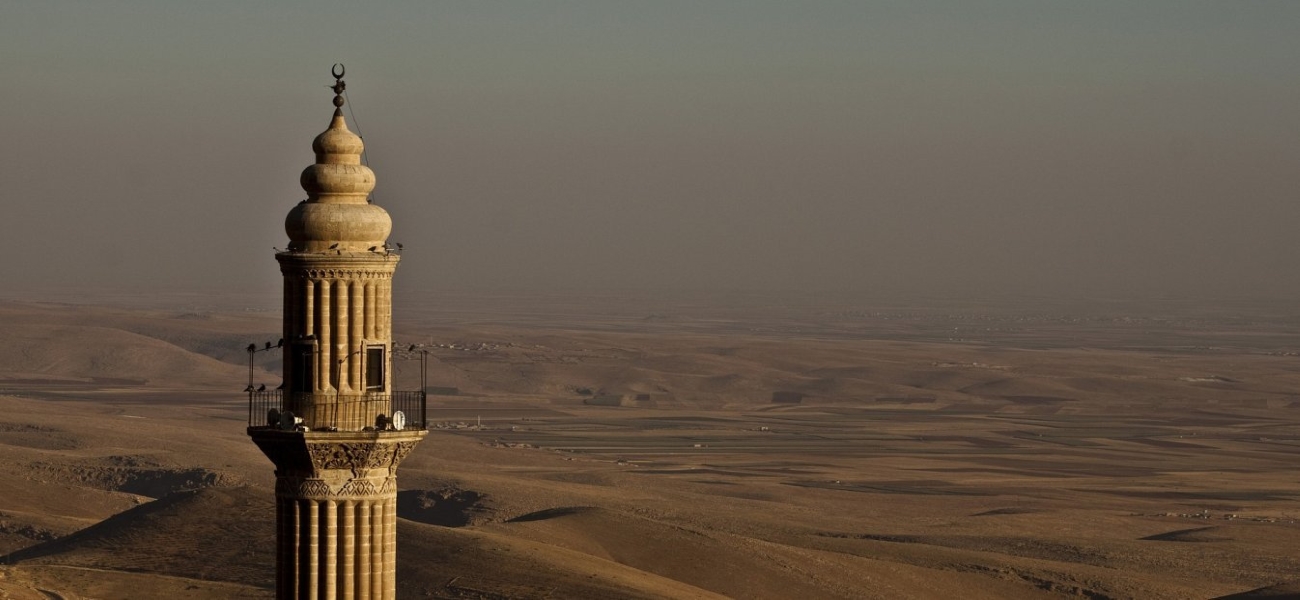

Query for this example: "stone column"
[318,280,331,394]
[384,492,397,599]
[370,500,385,597]
[304,500,318,598]
[334,279,348,394]
[357,501,371,600]
[340,499,354,600]
[364,281,376,340]
[351,281,363,384]
[303,279,315,339]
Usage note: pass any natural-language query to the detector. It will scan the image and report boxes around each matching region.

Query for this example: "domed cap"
[299,111,376,200]
[284,67,392,252]
[313,112,365,161]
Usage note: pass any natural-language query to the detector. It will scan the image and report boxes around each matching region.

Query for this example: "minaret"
[248,65,426,600]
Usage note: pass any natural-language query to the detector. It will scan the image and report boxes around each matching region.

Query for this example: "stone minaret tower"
[249,66,426,600]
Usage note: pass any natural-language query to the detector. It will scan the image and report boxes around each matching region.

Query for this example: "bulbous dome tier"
[285,109,392,252]
[313,117,365,160]
[300,163,376,196]
[285,202,392,251]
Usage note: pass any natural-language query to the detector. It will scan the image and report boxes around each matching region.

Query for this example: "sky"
[4,1,1299,303]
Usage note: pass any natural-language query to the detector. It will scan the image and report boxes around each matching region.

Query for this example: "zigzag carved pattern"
[298,479,333,497]
[278,476,393,498]
[337,479,379,496]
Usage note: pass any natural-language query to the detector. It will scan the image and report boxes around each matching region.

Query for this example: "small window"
[365,346,385,390]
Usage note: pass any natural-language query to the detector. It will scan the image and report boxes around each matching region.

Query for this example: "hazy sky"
[4,2,1299,301]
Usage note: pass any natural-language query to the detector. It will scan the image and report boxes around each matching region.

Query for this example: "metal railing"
[248,390,427,431]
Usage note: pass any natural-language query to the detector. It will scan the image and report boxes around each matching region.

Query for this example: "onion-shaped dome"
[285,108,392,252]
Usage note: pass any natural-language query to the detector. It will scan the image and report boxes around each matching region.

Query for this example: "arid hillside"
[1,294,1299,599]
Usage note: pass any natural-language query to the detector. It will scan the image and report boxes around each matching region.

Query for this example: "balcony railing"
[248,390,427,432]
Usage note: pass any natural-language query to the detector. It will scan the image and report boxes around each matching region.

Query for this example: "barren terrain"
[1,292,1298,599]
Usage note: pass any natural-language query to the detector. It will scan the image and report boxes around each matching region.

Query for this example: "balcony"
[247,390,427,432]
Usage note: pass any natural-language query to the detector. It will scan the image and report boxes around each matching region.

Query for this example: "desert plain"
[1,291,1299,599]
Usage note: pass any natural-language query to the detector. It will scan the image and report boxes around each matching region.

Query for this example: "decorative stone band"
[307,440,420,471]
[276,475,398,500]
[248,430,427,482]
[275,252,400,279]
[291,269,394,280]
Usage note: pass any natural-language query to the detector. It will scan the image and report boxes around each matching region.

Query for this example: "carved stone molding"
[390,441,419,471]
[249,429,427,496]
[294,269,393,280]
[300,439,424,473]
[277,475,391,499]
[337,478,379,496]
[308,442,363,470]
[306,441,397,471]
[277,477,337,498]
